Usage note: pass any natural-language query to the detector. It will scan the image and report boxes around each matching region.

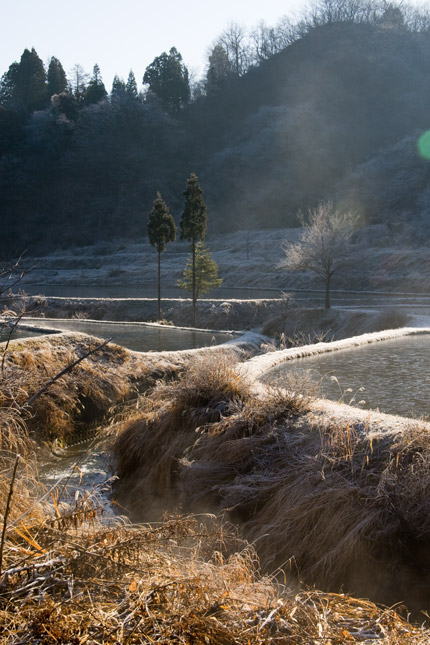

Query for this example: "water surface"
[21,318,237,352]
[261,334,430,419]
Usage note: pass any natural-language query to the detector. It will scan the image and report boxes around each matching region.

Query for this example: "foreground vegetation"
[1,333,430,641]
[112,357,430,614]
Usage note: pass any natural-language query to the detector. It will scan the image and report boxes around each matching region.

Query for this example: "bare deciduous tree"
[216,22,251,77]
[280,202,357,309]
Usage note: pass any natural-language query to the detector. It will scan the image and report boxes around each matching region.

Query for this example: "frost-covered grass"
[20,226,430,294]
[243,327,430,381]
[111,353,430,614]
[2,330,430,638]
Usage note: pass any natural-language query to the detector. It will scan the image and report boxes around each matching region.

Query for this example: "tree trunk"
[325,274,331,309]
[157,250,161,321]
[192,239,196,327]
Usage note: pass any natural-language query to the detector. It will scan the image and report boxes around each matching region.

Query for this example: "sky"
[2,0,309,90]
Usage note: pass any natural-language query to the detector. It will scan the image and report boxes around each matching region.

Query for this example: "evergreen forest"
[1,0,430,257]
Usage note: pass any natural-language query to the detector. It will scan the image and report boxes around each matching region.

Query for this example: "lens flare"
[418,131,430,159]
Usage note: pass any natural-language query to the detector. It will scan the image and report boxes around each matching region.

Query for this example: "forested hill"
[1,1,430,257]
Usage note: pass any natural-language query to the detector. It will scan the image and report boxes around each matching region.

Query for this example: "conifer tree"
[206,45,233,96]
[0,63,19,108]
[126,70,138,99]
[111,75,126,103]
[143,47,190,113]
[84,64,107,106]
[47,57,67,97]
[148,192,177,320]
[178,241,223,302]
[14,48,47,112]
[179,173,207,326]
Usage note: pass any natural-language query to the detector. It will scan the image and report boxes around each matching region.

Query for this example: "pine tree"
[178,241,223,303]
[126,70,138,99]
[0,63,19,109]
[84,64,107,106]
[47,57,67,97]
[206,45,233,96]
[179,173,207,326]
[148,192,177,320]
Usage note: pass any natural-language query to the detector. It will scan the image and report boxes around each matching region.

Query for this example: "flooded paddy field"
[261,333,430,419]
[19,317,238,352]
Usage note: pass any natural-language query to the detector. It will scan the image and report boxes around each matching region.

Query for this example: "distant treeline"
[1,0,430,257]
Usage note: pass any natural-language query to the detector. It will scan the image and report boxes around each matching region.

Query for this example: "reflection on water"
[21,318,236,352]
[0,327,48,343]
[261,335,430,419]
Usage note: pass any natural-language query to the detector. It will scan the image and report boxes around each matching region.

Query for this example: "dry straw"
[113,354,430,615]
[1,333,430,640]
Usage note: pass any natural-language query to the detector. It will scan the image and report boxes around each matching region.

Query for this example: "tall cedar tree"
[148,192,177,320]
[178,241,223,299]
[47,57,67,97]
[14,48,47,113]
[179,173,207,326]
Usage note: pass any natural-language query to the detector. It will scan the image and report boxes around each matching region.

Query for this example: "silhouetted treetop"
[143,47,190,113]
[84,64,107,106]
[47,57,67,97]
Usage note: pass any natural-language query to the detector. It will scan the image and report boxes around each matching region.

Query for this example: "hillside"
[195,22,430,233]
[2,8,430,255]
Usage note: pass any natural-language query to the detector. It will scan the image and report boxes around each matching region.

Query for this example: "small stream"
[38,438,123,520]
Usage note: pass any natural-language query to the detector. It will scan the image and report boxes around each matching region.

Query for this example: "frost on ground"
[19,226,430,293]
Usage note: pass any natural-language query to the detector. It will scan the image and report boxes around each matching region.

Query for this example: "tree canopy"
[84,64,107,106]
[179,173,207,244]
[47,57,67,97]
[148,191,177,253]
[143,47,190,113]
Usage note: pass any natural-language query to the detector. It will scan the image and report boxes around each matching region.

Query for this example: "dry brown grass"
[1,343,430,640]
[0,333,155,445]
[113,355,251,518]
[112,355,430,613]
[0,504,428,644]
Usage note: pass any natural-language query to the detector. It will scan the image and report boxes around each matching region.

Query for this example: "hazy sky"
[2,0,309,90]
